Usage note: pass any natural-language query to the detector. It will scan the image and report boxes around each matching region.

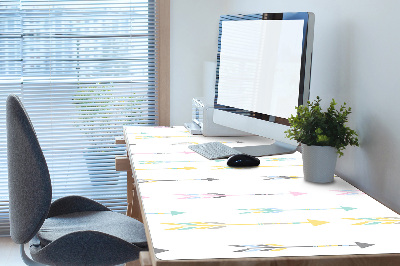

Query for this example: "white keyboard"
[188,142,242,160]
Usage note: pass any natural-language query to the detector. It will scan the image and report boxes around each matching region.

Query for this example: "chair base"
[20,244,45,266]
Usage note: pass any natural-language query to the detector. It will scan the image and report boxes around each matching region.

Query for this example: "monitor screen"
[217,19,304,118]
[213,13,315,156]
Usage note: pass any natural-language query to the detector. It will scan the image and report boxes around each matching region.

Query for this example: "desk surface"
[124,126,400,265]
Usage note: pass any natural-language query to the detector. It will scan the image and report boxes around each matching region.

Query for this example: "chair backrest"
[6,94,52,244]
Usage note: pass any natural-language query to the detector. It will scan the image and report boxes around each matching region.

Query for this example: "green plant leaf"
[285,97,359,157]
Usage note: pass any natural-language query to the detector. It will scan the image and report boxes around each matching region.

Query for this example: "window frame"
[156,0,170,126]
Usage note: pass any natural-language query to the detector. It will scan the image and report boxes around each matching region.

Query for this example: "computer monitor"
[213,12,315,156]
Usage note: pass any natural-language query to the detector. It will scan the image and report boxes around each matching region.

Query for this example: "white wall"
[170,0,400,212]
[170,0,228,125]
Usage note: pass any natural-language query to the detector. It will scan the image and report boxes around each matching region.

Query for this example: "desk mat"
[125,126,400,260]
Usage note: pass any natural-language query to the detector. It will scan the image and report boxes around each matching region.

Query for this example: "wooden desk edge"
[116,136,126,144]
[124,127,158,266]
[146,253,400,266]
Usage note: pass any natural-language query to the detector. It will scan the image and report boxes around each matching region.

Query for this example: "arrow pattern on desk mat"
[134,151,195,155]
[162,219,329,230]
[138,160,202,165]
[343,217,400,225]
[146,211,185,216]
[125,128,400,259]
[138,177,219,183]
[238,206,357,214]
[212,165,303,170]
[262,175,302,180]
[230,242,375,252]
[136,166,198,171]
[153,248,169,254]
[131,135,198,139]
[174,191,307,199]
[136,158,298,164]
[329,189,365,195]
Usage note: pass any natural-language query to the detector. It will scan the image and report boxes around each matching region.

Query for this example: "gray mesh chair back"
[7,94,147,265]
[7,94,52,244]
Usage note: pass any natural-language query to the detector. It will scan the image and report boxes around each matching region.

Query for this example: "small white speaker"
[184,97,247,137]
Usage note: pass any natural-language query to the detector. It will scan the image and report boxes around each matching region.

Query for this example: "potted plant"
[285,96,359,183]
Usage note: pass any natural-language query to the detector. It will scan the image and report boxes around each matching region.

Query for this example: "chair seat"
[37,211,147,248]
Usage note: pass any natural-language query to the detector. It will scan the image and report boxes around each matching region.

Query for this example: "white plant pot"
[302,144,338,183]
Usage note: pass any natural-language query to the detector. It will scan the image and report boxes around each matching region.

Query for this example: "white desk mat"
[125,126,400,260]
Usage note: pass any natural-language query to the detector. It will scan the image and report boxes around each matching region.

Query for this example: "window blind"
[0,0,159,236]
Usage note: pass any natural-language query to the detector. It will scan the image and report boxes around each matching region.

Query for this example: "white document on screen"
[217,19,304,118]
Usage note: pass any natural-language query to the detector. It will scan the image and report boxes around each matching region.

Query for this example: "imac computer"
[213,12,315,157]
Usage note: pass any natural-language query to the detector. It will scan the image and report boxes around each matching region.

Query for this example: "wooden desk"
[122,126,400,266]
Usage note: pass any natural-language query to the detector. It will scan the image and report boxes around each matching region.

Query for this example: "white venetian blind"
[0,0,159,236]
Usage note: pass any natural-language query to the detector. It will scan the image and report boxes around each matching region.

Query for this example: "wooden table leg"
[139,252,152,266]
[124,259,141,266]
[115,155,142,222]
[125,252,151,266]
[116,137,146,266]
[127,170,134,217]
[129,170,143,223]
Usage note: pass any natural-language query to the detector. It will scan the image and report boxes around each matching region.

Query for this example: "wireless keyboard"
[188,142,242,160]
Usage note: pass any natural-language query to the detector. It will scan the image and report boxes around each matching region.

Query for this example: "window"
[0,0,169,236]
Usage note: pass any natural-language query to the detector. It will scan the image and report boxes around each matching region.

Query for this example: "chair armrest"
[47,195,110,218]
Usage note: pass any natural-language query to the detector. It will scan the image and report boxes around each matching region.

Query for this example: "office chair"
[6,94,148,265]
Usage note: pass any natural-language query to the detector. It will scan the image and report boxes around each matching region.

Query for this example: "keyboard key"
[188,142,242,160]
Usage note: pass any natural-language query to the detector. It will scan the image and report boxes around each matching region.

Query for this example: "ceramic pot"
[302,144,338,183]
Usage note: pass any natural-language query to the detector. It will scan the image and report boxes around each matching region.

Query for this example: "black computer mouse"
[227,154,260,167]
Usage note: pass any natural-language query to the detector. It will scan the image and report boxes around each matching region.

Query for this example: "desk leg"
[139,252,152,266]
[124,259,141,266]
[128,170,143,223]
[124,252,151,266]
[115,155,143,222]
[115,155,136,218]
[124,172,146,266]
[126,170,134,217]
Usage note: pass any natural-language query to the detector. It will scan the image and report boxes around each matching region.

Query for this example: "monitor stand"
[233,140,298,157]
